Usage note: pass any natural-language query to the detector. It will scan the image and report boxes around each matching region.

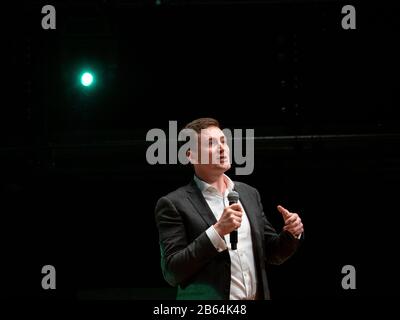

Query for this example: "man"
[155,118,303,300]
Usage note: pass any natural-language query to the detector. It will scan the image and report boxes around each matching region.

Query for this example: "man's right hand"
[213,204,243,237]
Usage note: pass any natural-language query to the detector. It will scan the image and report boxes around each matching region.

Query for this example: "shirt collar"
[193,174,235,194]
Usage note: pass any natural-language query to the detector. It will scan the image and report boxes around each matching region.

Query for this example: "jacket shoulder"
[160,182,193,203]
[233,181,259,194]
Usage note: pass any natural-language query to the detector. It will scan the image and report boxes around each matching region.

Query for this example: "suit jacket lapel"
[186,180,217,227]
[234,183,261,240]
[185,179,262,239]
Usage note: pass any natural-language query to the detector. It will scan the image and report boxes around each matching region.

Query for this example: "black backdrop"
[1,0,399,299]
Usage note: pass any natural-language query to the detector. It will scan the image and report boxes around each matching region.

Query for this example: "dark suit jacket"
[155,179,300,300]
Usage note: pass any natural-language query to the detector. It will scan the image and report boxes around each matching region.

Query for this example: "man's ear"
[187,148,199,165]
[186,149,193,164]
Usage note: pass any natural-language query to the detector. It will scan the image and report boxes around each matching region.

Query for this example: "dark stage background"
[1,0,399,299]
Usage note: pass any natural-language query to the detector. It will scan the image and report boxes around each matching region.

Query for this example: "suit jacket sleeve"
[155,196,220,287]
[255,189,300,265]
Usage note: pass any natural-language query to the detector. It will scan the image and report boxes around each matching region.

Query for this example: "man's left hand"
[277,205,304,239]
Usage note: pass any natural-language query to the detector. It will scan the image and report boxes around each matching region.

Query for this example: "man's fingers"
[283,220,302,230]
[284,215,298,225]
[230,210,242,218]
[277,205,291,220]
[230,215,242,223]
[284,225,303,233]
[284,223,303,235]
[227,205,243,218]
[230,204,242,212]
[234,218,242,227]
[278,206,303,237]
[228,216,241,229]
[227,210,242,226]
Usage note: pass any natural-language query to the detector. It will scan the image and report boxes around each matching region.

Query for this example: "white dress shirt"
[193,174,258,300]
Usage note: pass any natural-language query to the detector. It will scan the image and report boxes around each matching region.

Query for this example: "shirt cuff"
[206,226,228,252]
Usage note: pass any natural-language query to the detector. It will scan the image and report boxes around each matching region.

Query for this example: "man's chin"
[216,163,231,172]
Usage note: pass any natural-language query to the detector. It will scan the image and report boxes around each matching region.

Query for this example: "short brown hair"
[184,118,220,133]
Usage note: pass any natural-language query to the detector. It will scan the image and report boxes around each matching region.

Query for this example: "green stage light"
[80,72,94,87]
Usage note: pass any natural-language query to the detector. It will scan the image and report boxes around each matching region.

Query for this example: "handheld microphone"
[227,191,240,250]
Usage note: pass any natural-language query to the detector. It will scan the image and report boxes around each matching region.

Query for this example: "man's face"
[190,126,231,173]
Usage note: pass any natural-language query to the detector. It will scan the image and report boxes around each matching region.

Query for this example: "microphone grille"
[227,191,239,203]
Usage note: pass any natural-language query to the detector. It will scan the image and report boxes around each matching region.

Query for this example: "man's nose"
[219,142,228,153]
